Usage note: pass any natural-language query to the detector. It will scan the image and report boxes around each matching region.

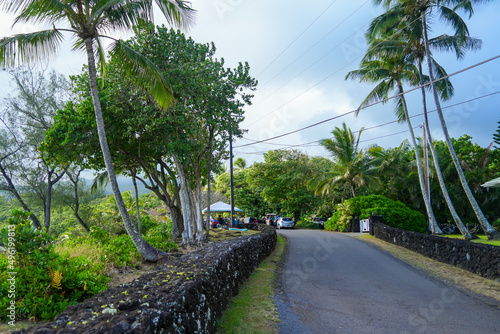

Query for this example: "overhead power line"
[257,0,371,90]
[256,0,339,78]
[246,14,425,127]
[241,89,500,149]
[234,57,500,149]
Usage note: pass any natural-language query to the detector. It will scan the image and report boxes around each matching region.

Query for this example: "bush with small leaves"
[0,210,109,321]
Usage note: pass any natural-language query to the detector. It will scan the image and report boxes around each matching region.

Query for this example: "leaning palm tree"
[317,122,378,198]
[365,6,475,238]
[373,0,498,239]
[0,0,196,260]
[346,57,443,234]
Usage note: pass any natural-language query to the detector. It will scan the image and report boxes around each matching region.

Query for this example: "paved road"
[276,230,500,334]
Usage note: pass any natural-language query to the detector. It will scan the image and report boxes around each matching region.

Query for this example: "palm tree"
[365,4,475,239]
[373,0,498,239]
[317,122,378,198]
[0,0,196,260]
[346,57,443,234]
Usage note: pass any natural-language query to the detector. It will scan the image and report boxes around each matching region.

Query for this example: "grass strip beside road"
[357,234,500,304]
[217,234,287,334]
[440,234,500,246]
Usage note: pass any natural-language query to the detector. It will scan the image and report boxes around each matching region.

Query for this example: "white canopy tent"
[481,177,500,188]
[202,201,243,213]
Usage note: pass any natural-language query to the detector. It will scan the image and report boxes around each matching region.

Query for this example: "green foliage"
[493,219,500,232]
[246,149,322,220]
[324,203,352,232]
[294,220,322,230]
[494,121,500,149]
[0,210,109,321]
[324,195,427,233]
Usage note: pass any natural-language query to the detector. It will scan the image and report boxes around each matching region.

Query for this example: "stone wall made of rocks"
[16,225,277,334]
[372,222,500,280]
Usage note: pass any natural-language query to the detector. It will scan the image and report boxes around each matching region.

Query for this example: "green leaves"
[0,29,64,68]
[324,195,427,233]
[109,39,174,109]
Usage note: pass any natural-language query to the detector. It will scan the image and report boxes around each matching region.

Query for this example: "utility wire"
[243,88,500,149]
[255,0,339,78]
[257,0,371,90]
[246,14,424,126]
[234,66,500,149]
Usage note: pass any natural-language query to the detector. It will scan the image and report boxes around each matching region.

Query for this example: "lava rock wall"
[372,222,499,280]
[15,225,276,334]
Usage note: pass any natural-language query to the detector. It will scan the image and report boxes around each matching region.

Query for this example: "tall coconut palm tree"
[346,57,443,234]
[0,0,196,260]
[317,122,378,198]
[373,0,498,239]
[365,5,475,238]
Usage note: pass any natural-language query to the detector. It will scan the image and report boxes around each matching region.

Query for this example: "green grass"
[440,234,500,246]
[216,235,286,334]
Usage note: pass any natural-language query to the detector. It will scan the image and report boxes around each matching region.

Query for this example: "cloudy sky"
[1,0,499,166]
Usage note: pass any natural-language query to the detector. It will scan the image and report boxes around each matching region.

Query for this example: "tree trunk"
[0,162,42,230]
[169,198,184,239]
[44,170,53,234]
[205,128,215,240]
[84,37,167,260]
[195,175,205,244]
[416,60,473,239]
[44,167,65,234]
[68,171,90,233]
[173,154,194,245]
[132,174,142,236]
[421,14,498,239]
[397,83,441,234]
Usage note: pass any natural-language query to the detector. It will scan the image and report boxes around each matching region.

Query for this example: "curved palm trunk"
[416,61,474,239]
[421,15,499,239]
[397,83,441,234]
[84,38,167,260]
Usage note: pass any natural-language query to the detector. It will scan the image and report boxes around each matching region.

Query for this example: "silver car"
[277,217,295,229]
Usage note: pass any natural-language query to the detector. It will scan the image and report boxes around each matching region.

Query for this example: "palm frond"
[154,0,196,31]
[91,170,109,194]
[94,0,152,33]
[109,39,173,109]
[393,93,406,122]
[95,37,108,85]
[12,0,75,26]
[0,29,64,68]
[438,5,470,37]
[429,34,481,59]
[431,59,454,101]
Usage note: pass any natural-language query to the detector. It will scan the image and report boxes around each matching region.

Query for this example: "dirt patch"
[358,235,500,304]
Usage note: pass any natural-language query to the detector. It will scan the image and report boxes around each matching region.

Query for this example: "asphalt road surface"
[276,230,500,334]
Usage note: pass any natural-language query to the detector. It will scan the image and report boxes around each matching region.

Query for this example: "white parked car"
[277,217,295,229]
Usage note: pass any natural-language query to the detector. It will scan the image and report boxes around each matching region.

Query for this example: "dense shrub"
[0,210,109,321]
[324,195,426,233]
[294,220,322,229]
